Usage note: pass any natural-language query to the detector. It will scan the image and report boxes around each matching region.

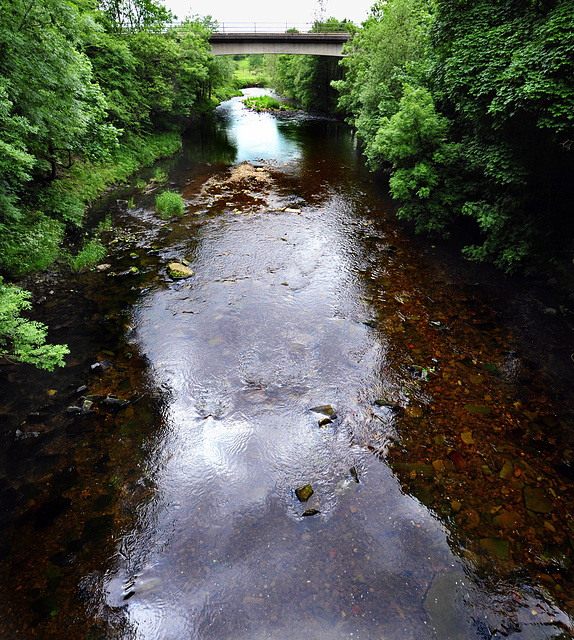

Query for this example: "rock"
[374,398,402,410]
[423,571,470,639]
[461,431,474,445]
[95,264,111,272]
[499,460,514,481]
[349,466,359,483]
[81,399,94,414]
[451,500,462,513]
[302,508,320,517]
[66,406,82,415]
[168,262,194,279]
[318,417,333,427]
[479,538,510,558]
[493,510,524,529]
[103,395,130,408]
[295,484,314,502]
[309,405,337,419]
[406,405,424,418]
[448,450,467,470]
[523,486,554,513]
[464,404,491,415]
[432,459,446,473]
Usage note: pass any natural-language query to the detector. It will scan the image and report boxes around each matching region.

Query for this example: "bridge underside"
[209,33,349,57]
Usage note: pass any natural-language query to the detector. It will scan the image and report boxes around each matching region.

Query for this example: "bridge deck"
[208,32,351,57]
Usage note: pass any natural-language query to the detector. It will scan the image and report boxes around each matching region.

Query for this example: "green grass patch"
[156,190,185,219]
[242,95,292,112]
[69,239,107,272]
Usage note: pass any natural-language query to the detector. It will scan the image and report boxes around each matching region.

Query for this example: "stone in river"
[493,510,524,529]
[523,486,554,513]
[302,508,320,517]
[318,417,333,427]
[309,405,337,419]
[464,404,492,415]
[295,484,314,502]
[168,262,194,278]
[479,537,510,558]
[423,571,470,639]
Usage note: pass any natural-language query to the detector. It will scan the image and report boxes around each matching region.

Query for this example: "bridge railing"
[168,21,353,34]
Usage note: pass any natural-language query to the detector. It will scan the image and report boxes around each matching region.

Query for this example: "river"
[1,88,573,639]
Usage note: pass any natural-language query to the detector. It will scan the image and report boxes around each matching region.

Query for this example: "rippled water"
[1,89,573,639]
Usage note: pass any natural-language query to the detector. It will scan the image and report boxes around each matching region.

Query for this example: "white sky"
[163,0,374,27]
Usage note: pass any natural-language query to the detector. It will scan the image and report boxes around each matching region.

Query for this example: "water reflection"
[216,89,301,164]
[99,97,572,638]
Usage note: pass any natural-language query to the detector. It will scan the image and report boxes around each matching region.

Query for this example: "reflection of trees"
[183,114,238,165]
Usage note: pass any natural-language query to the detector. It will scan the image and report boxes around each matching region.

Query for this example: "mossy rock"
[480,537,510,558]
[168,262,194,278]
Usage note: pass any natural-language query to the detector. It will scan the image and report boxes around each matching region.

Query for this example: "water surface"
[1,89,573,640]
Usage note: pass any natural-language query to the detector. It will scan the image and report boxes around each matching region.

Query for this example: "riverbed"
[1,88,573,639]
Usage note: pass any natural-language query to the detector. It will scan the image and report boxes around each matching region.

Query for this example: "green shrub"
[242,95,283,112]
[153,168,168,183]
[156,190,184,219]
[0,215,65,276]
[70,239,107,272]
[0,276,69,370]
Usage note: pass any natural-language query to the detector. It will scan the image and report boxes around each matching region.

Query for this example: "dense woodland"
[270,0,574,273]
[0,0,235,368]
[1,0,573,369]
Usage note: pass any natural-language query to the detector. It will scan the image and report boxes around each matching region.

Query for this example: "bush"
[0,276,69,370]
[0,214,65,276]
[156,190,184,219]
[70,239,107,272]
[242,95,283,112]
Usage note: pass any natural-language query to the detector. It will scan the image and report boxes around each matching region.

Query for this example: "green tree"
[0,277,69,370]
[96,0,174,34]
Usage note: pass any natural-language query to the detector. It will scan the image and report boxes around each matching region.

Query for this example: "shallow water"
[1,89,573,639]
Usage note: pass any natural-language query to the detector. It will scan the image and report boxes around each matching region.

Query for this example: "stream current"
[1,89,573,639]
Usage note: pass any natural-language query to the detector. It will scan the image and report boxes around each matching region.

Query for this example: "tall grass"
[69,239,107,272]
[156,191,185,219]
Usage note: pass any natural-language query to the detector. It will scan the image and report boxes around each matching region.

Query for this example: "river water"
[1,89,573,639]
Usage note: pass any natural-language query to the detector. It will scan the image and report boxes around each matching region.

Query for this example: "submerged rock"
[295,484,314,502]
[168,262,194,279]
[523,486,554,513]
[309,405,337,419]
[479,537,510,558]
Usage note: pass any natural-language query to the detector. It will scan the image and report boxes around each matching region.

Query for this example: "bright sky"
[163,0,374,27]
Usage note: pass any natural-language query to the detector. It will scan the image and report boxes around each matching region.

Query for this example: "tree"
[95,0,174,34]
[0,277,69,370]
[0,0,119,181]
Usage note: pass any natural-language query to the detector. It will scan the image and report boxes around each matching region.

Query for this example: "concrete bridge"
[181,22,352,57]
[209,32,351,57]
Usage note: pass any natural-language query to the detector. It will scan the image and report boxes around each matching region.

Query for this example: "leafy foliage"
[0,277,69,370]
[156,190,185,218]
[70,239,107,272]
[334,0,574,271]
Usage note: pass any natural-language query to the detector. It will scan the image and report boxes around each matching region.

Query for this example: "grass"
[233,57,270,87]
[156,190,185,219]
[60,131,182,205]
[69,239,107,272]
[242,95,295,112]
